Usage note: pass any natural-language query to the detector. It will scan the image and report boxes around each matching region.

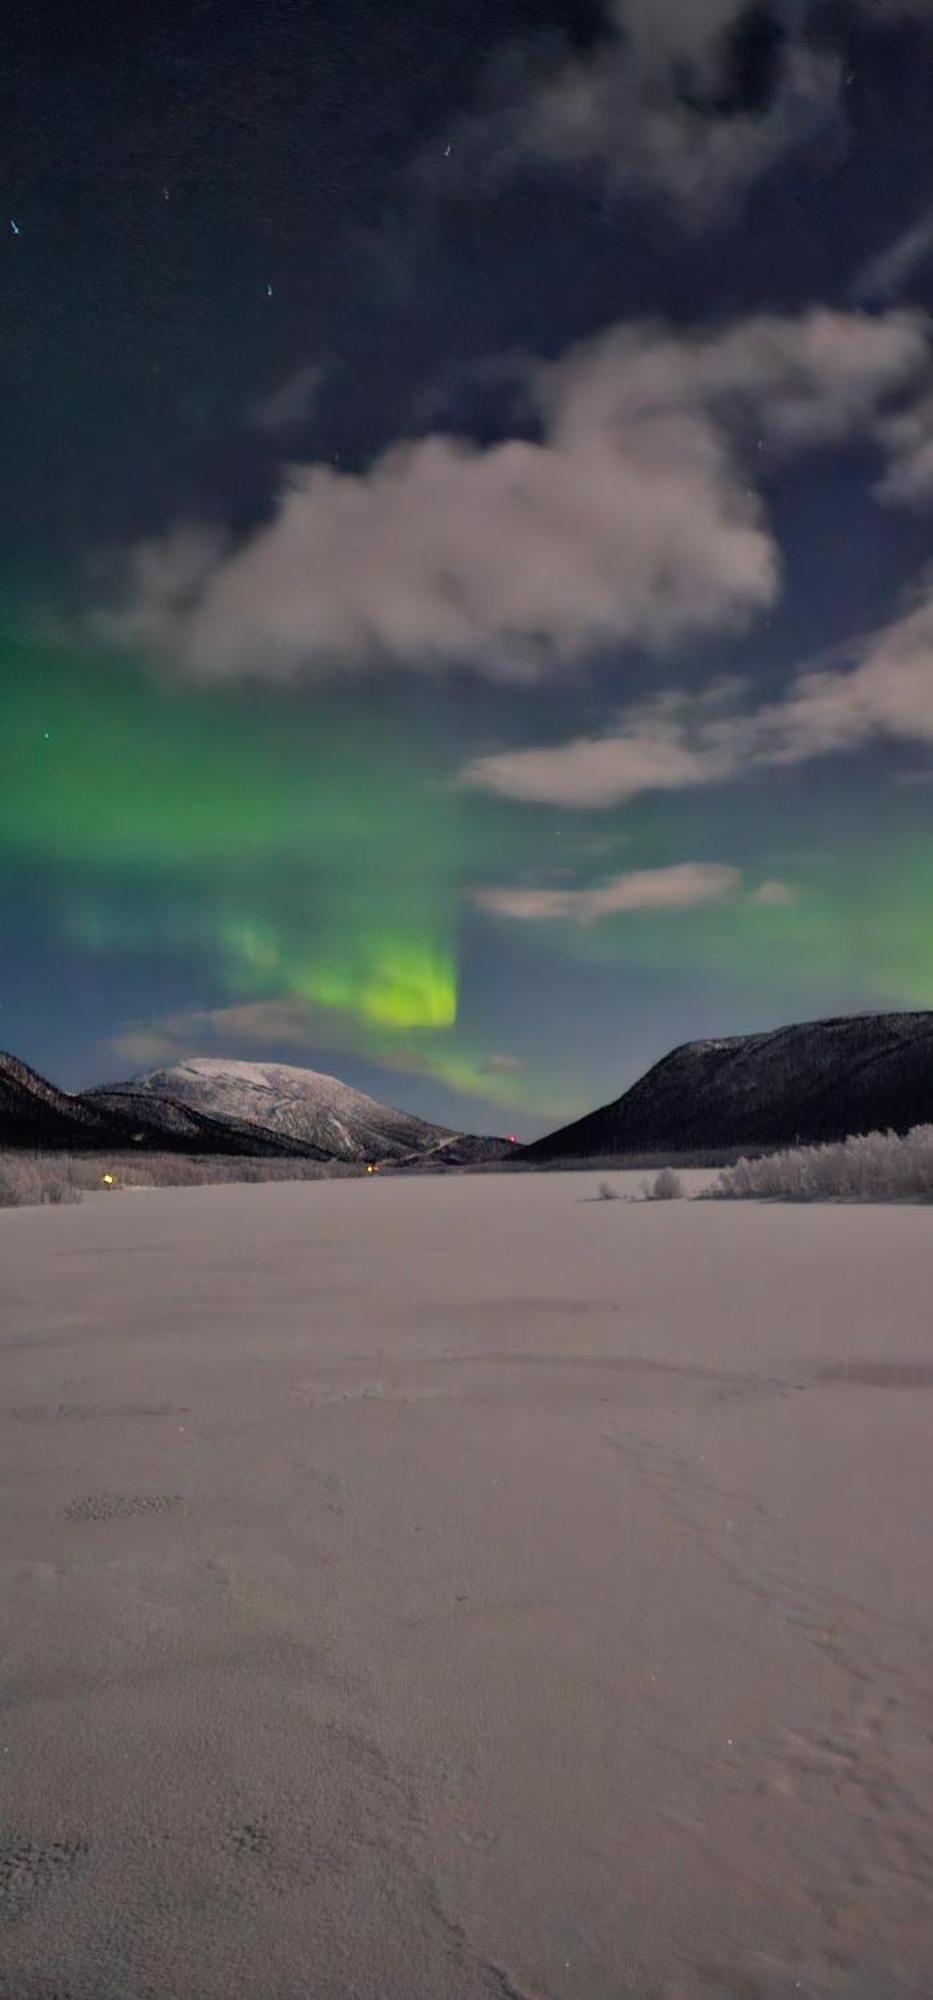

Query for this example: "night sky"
[5,0,933,1136]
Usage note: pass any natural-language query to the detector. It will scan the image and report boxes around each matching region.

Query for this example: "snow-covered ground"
[1,1172,931,1999]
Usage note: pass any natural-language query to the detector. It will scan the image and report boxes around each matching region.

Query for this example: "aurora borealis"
[7,1,933,1136]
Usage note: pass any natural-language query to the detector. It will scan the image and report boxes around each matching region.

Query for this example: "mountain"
[0,1052,133,1150]
[519,1012,933,1163]
[86,1057,512,1165]
[0,1050,331,1156]
[82,1087,333,1159]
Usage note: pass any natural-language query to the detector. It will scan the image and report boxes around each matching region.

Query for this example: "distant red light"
[506,1134,519,1145]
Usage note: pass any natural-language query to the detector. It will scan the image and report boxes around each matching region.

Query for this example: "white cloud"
[102,308,929,684]
[462,579,933,806]
[472,861,741,923]
[459,717,728,807]
[684,306,929,452]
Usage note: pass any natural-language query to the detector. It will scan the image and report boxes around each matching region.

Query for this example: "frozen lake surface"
[1,1172,932,1998]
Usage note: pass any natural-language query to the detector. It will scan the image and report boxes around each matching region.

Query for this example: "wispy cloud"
[752,586,933,756]
[851,202,933,305]
[250,362,325,435]
[748,879,798,906]
[104,1001,534,1115]
[461,577,933,806]
[458,702,730,808]
[106,1000,337,1072]
[876,391,933,505]
[444,0,840,228]
[472,861,742,923]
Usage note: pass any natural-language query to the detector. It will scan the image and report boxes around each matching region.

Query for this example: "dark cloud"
[438,0,841,226]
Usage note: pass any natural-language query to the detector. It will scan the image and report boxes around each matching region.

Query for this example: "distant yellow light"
[102,1172,115,1186]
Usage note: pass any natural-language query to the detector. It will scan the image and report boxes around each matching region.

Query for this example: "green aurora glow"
[5,631,933,1121]
[2,636,457,1017]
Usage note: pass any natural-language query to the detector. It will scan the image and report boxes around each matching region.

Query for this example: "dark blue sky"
[4,0,933,1135]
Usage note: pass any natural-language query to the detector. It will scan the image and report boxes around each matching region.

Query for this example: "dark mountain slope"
[520,1012,933,1162]
[0,1052,127,1149]
[83,1088,333,1158]
[0,1052,329,1156]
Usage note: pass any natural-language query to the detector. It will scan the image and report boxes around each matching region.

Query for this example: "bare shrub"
[642,1167,683,1201]
[0,1149,364,1203]
[41,1174,82,1205]
[0,1157,81,1208]
[712,1125,933,1202]
[0,1157,42,1207]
